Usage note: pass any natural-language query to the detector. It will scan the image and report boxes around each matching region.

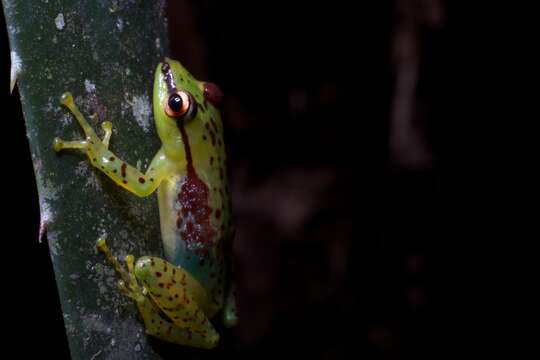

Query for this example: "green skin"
[54,58,237,349]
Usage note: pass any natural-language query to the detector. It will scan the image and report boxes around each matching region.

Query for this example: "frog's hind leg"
[134,257,220,348]
[96,239,219,349]
[133,291,218,349]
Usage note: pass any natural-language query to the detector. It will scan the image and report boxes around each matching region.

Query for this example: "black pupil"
[168,94,183,113]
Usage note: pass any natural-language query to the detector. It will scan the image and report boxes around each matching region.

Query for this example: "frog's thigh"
[135,257,219,348]
[136,297,218,349]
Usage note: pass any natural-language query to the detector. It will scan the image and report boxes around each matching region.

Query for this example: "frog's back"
[157,101,233,308]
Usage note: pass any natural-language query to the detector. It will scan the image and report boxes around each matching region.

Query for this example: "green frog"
[54,58,237,349]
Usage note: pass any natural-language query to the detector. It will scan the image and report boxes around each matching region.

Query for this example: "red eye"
[165,91,190,118]
[203,82,224,106]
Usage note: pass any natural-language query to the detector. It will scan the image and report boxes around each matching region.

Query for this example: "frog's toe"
[53,137,88,152]
[60,92,74,106]
[101,121,113,147]
[101,121,113,132]
[53,137,64,152]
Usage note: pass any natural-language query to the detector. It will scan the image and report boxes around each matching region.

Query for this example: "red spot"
[176,217,183,228]
[121,163,127,178]
[203,82,224,107]
[175,121,216,258]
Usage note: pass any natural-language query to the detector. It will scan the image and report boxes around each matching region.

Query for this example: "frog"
[53,58,237,349]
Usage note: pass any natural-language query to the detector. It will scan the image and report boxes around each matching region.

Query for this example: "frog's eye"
[165,91,197,120]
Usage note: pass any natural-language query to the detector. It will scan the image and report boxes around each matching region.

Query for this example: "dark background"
[3,1,537,359]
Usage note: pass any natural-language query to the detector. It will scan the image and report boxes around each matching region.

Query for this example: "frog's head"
[153,57,223,160]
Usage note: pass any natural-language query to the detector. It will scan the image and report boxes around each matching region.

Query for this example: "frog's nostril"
[161,61,170,74]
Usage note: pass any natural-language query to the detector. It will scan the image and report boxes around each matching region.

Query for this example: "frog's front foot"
[54,92,112,153]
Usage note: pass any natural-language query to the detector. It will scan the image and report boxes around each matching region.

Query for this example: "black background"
[2,1,537,359]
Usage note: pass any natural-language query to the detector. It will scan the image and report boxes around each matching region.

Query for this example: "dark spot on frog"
[156,272,162,277]
[139,177,145,184]
[121,163,127,177]
[215,209,221,219]
[210,156,214,165]
[109,156,115,161]
[210,118,218,133]
[161,62,170,73]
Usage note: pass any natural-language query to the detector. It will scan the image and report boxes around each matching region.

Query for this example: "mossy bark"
[2,1,174,358]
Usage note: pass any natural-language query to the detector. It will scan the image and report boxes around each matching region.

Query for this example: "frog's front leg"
[97,239,220,349]
[53,92,167,197]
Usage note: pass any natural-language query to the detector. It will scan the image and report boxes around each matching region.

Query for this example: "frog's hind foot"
[96,238,144,303]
